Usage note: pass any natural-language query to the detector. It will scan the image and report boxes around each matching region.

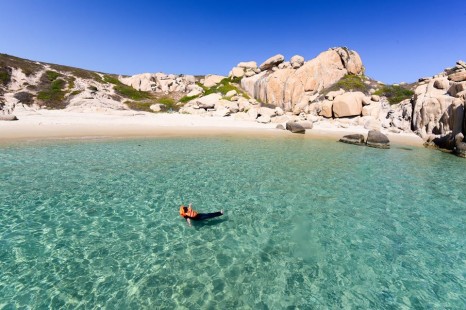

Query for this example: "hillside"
[1,49,465,154]
[0,53,199,113]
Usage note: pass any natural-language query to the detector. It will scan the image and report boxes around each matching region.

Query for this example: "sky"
[0,0,465,83]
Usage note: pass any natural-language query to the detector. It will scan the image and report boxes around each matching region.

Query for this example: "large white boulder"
[119,73,154,91]
[195,93,222,109]
[326,89,345,101]
[290,55,305,69]
[237,61,258,70]
[332,92,366,117]
[230,67,245,78]
[203,75,225,88]
[259,54,285,71]
[319,100,333,118]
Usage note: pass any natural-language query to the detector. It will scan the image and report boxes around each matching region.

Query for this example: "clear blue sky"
[0,0,465,83]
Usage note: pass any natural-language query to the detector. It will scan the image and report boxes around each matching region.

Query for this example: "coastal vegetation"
[179,94,200,103]
[0,66,11,85]
[197,78,250,99]
[48,63,103,82]
[0,53,42,76]
[323,74,370,94]
[37,70,68,108]
[374,85,414,104]
[13,91,34,105]
[126,96,179,112]
[124,100,153,112]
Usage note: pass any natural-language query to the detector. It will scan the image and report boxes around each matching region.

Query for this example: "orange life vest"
[180,205,198,218]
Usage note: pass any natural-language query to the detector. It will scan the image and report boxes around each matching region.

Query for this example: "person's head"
[182,206,188,213]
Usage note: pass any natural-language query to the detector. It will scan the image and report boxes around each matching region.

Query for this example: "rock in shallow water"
[366,130,390,149]
[339,134,365,146]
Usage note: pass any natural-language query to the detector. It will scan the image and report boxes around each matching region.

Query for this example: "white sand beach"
[0,110,424,146]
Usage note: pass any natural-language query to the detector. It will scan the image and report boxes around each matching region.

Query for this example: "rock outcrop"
[119,73,196,93]
[411,61,466,142]
[241,47,363,110]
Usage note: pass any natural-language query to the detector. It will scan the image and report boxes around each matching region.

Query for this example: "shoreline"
[0,110,425,147]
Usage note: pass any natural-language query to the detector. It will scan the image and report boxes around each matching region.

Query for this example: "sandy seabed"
[0,110,424,146]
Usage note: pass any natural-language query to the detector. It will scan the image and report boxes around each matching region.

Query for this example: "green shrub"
[126,96,180,113]
[103,75,120,85]
[49,63,103,81]
[125,101,153,112]
[0,67,11,85]
[322,74,369,94]
[157,96,180,112]
[179,94,200,103]
[14,91,34,105]
[157,97,175,105]
[217,78,238,94]
[230,76,242,84]
[45,70,61,81]
[37,71,67,108]
[197,78,250,98]
[68,76,76,89]
[374,85,414,104]
[0,54,42,77]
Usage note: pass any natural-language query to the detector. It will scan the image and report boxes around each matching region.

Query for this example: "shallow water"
[0,136,465,309]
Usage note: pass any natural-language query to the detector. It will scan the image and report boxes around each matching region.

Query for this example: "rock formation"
[339,134,365,146]
[1,50,465,156]
[240,47,363,110]
[410,61,466,147]
[119,73,196,93]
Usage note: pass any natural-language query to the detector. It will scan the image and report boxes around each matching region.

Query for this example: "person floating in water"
[179,203,223,226]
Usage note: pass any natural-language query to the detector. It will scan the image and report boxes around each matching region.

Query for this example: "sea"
[0,135,465,309]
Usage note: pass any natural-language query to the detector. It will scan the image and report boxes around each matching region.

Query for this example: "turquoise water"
[0,136,465,309]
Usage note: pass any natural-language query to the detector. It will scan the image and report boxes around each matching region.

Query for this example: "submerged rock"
[366,130,390,149]
[339,134,365,146]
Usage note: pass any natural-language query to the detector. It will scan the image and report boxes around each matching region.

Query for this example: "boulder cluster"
[411,61,466,151]
[119,73,196,93]
[239,47,363,111]
[339,130,390,149]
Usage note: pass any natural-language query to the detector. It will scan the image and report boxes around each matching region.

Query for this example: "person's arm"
[187,218,192,226]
